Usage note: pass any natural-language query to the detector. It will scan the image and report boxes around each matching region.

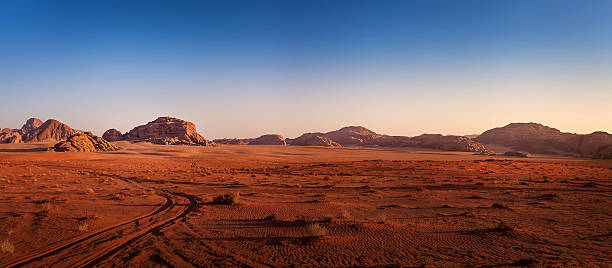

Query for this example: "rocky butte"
[105,117,213,146]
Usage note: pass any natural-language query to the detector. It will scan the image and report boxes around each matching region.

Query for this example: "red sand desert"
[0,141,611,267]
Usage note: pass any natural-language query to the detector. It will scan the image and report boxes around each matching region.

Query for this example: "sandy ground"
[0,142,610,267]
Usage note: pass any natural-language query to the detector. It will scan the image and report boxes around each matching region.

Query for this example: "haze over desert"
[1,1,611,267]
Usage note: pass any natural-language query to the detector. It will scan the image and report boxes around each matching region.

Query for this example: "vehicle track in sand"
[1,168,198,268]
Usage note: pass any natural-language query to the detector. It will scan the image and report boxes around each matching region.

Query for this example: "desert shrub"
[377,214,388,224]
[417,256,433,268]
[77,222,89,232]
[305,223,327,237]
[0,240,14,254]
[212,192,240,205]
[337,209,351,219]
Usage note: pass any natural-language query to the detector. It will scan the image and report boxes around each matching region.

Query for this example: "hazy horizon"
[1,1,611,139]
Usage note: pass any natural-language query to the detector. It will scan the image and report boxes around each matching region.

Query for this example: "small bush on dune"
[305,223,327,237]
[212,192,240,205]
[1,240,14,254]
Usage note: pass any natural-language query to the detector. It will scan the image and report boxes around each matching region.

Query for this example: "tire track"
[1,167,199,268]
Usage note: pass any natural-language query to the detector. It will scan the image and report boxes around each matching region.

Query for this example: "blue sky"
[1,0,610,138]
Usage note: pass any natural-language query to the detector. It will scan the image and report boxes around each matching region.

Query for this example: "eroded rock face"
[475,123,612,157]
[24,119,81,143]
[102,129,124,142]
[21,118,43,133]
[51,132,120,152]
[124,117,212,146]
[286,133,341,147]
[248,134,286,145]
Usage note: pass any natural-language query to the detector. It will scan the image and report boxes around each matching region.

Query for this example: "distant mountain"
[25,119,81,142]
[247,134,286,145]
[475,122,612,158]
[285,126,493,154]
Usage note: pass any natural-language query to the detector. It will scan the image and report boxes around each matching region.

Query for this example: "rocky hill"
[475,123,612,158]
[248,134,286,145]
[51,132,121,152]
[1,118,81,143]
[24,119,81,142]
[286,126,492,154]
[120,117,213,146]
[102,129,124,142]
[286,133,342,147]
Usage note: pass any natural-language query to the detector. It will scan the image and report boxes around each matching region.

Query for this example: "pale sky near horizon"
[1,1,611,139]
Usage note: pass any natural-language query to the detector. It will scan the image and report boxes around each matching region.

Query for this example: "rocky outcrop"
[286,133,341,147]
[0,131,22,143]
[102,129,124,142]
[248,134,286,145]
[475,123,612,158]
[23,119,81,143]
[213,138,252,145]
[21,118,43,133]
[51,132,120,152]
[123,117,212,146]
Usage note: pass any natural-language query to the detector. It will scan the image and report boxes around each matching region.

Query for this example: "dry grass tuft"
[212,192,240,205]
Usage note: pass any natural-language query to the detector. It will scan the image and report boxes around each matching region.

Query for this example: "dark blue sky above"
[1,1,610,137]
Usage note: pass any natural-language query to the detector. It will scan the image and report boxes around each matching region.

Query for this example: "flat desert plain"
[0,142,611,267]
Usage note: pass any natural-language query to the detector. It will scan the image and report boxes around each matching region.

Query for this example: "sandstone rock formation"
[475,123,612,158]
[248,134,286,145]
[51,132,120,152]
[123,117,212,146]
[24,119,81,143]
[286,133,341,147]
[21,118,43,133]
[102,129,124,142]
[213,138,252,145]
[0,131,22,143]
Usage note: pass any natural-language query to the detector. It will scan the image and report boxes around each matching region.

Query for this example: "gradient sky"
[1,0,611,138]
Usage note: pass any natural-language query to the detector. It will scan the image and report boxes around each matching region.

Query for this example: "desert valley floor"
[0,142,610,267]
